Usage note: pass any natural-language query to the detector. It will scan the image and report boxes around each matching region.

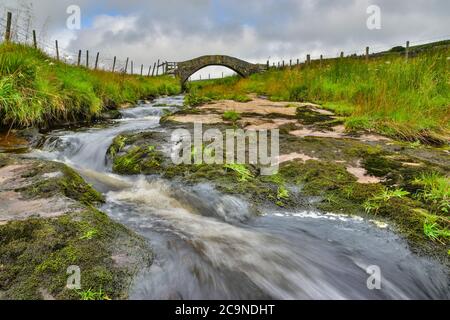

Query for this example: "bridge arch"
[173,55,266,87]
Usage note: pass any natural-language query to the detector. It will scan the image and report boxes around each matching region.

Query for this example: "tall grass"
[187,48,450,142]
[0,43,180,128]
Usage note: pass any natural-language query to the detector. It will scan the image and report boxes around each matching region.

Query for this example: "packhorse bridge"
[166,55,267,87]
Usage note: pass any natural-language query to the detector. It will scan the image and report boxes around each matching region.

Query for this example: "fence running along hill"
[1,10,449,81]
[0,11,170,77]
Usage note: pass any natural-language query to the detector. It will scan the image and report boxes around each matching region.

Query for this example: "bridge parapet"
[172,55,266,86]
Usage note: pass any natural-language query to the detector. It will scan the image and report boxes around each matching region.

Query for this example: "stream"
[28,96,449,300]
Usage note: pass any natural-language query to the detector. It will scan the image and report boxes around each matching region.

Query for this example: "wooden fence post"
[112,56,116,72]
[152,62,156,76]
[55,40,59,61]
[365,46,369,63]
[131,61,134,75]
[340,51,344,58]
[148,65,151,76]
[5,12,12,42]
[289,59,292,67]
[140,64,143,76]
[405,41,410,61]
[77,50,81,66]
[266,60,269,69]
[282,60,285,68]
[156,59,160,76]
[320,55,323,67]
[306,54,311,65]
[94,52,99,70]
[86,50,89,68]
[32,30,37,49]
[296,58,299,66]
[124,57,129,74]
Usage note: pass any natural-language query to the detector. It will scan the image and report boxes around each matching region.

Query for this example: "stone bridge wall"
[174,55,266,85]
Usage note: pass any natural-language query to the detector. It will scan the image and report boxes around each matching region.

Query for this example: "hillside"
[186,44,450,144]
[0,43,180,129]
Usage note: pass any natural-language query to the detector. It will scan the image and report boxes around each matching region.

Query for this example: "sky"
[1,0,449,79]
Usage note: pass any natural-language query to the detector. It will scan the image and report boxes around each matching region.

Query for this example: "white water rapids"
[28,96,449,300]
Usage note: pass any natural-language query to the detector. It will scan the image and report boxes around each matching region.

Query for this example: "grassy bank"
[0,43,180,129]
[186,47,450,143]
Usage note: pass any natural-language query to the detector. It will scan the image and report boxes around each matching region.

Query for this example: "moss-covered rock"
[18,163,104,205]
[107,133,164,175]
[0,154,152,300]
[0,208,151,300]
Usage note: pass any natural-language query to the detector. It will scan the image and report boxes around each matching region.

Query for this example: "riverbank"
[185,45,450,144]
[106,96,450,265]
[0,43,180,130]
[0,154,152,299]
[1,95,448,299]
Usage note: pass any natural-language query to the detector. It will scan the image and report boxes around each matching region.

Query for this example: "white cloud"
[1,0,449,78]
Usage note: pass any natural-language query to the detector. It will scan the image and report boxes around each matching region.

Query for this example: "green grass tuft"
[0,43,180,129]
[223,163,254,182]
[222,110,241,122]
[414,172,450,214]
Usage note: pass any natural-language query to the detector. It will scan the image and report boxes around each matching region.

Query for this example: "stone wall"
[175,55,266,85]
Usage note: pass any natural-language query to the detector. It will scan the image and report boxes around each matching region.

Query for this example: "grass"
[0,43,180,129]
[79,229,98,240]
[186,46,450,143]
[363,187,410,213]
[185,77,252,106]
[222,110,241,122]
[414,172,450,214]
[423,219,450,243]
[77,288,110,300]
[223,163,254,182]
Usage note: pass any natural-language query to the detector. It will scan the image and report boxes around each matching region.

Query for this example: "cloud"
[2,0,449,78]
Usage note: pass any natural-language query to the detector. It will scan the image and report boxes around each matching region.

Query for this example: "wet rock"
[0,154,152,300]
[98,109,122,120]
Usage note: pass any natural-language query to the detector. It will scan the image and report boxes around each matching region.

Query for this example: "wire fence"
[0,11,169,76]
[267,34,450,70]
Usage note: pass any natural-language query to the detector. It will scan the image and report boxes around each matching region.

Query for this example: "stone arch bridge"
[167,55,267,87]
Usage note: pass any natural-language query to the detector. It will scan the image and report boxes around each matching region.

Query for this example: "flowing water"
[28,96,449,300]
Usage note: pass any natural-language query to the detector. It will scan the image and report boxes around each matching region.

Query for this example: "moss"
[295,107,334,125]
[0,207,151,300]
[112,145,163,175]
[18,163,104,205]
[108,135,128,158]
[60,166,104,204]
[278,159,383,214]
[0,154,151,299]
[357,149,446,193]
[280,160,355,193]
[0,153,15,168]
[375,198,449,257]
[222,110,241,123]
[163,163,281,206]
